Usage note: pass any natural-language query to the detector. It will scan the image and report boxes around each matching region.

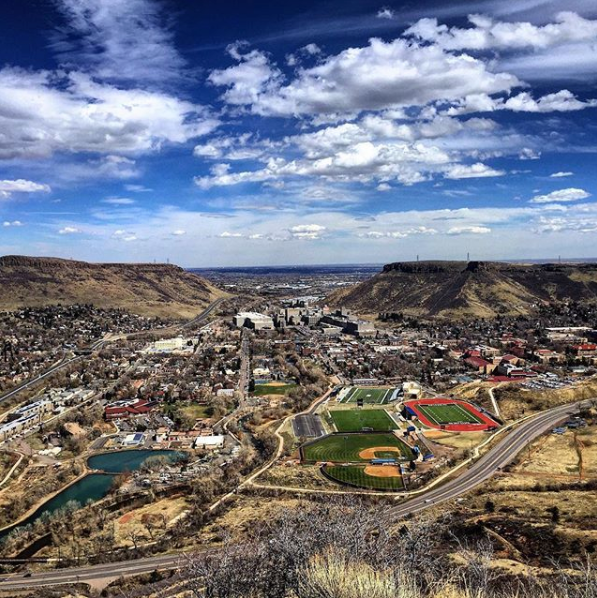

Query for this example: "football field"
[341,387,393,404]
[418,403,483,425]
[330,409,397,432]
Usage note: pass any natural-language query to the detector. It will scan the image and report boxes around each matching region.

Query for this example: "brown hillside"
[0,255,225,318]
[327,260,597,319]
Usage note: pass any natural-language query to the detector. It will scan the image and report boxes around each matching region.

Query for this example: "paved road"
[293,414,325,438]
[385,399,587,519]
[0,355,83,406]
[0,399,587,591]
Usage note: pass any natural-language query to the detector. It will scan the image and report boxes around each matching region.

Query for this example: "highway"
[0,355,84,406]
[0,399,587,591]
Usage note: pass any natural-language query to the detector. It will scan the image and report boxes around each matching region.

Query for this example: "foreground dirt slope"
[328,260,597,319]
[0,255,223,318]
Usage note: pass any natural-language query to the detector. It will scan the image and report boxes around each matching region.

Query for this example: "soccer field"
[302,432,414,463]
[418,403,483,425]
[330,409,397,432]
[342,387,393,404]
[323,465,404,490]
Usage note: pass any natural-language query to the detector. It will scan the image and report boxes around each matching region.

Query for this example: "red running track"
[404,397,499,431]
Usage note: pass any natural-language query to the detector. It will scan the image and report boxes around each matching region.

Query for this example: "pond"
[0,449,184,540]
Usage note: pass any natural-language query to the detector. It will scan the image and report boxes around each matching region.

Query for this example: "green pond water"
[0,449,182,539]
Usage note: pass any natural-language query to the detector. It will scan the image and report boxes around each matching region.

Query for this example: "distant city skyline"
[1,0,596,267]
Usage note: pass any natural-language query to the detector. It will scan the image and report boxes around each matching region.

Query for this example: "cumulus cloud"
[210,38,519,117]
[172,229,186,236]
[3,220,23,227]
[0,69,218,159]
[219,231,243,238]
[59,226,81,234]
[445,90,596,115]
[444,163,505,179]
[405,12,597,51]
[377,8,395,19]
[289,223,326,239]
[550,171,573,178]
[209,44,282,106]
[530,188,591,204]
[447,225,492,235]
[112,229,137,241]
[0,179,51,198]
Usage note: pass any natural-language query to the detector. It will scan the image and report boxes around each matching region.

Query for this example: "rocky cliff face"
[328,261,597,319]
[0,256,223,318]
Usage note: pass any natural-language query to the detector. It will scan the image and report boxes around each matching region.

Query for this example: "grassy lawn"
[163,402,212,420]
[302,433,413,463]
[341,387,393,404]
[323,465,404,490]
[418,403,483,425]
[179,403,211,419]
[329,409,396,432]
[253,383,297,396]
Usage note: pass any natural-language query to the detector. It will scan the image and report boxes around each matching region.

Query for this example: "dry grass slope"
[328,261,597,319]
[0,255,225,318]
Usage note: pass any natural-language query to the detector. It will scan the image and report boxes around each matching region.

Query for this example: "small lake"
[0,449,183,540]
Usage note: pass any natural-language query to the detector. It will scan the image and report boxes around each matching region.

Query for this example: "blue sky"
[1,0,596,266]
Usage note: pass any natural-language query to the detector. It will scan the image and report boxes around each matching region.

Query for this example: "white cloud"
[444,163,505,179]
[3,220,23,227]
[210,38,519,117]
[0,69,218,159]
[377,8,395,19]
[530,188,591,204]
[112,229,137,241]
[519,147,540,160]
[445,90,596,115]
[59,226,81,234]
[219,231,243,238]
[377,183,391,191]
[124,184,152,192]
[447,225,492,235]
[0,179,51,198]
[209,45,282,106]
[102,197,135,205]
[52,0,187,86]
[405,12,597,51]
[499,42,597,81]
[550,171,573,178]
[290,223,326,240]
[172,229,186,236]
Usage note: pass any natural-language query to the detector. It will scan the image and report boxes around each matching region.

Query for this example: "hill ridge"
[0,255,224,318]
[328,260,597,319]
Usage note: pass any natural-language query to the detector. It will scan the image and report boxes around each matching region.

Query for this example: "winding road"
[0,397,587,592]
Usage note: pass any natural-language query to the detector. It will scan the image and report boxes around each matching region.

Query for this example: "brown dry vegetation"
[0,255,224,318]
[327,260,597,319]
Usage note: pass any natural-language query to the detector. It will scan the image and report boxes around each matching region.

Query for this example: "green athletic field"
[341,387,393,404]
[252,383,297,396]
[330,409,397,432]
[302,433,413,463]
[418,403,483,425]
[323,465,404,490]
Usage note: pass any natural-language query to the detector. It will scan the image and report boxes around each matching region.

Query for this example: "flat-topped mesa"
[329,259,597,319]
[382,261,467,274]
[0,255,222,318]
[0,255,183,273]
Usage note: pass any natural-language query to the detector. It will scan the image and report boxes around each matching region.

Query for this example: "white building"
[194,435,225,449]
[233,312,274,331]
